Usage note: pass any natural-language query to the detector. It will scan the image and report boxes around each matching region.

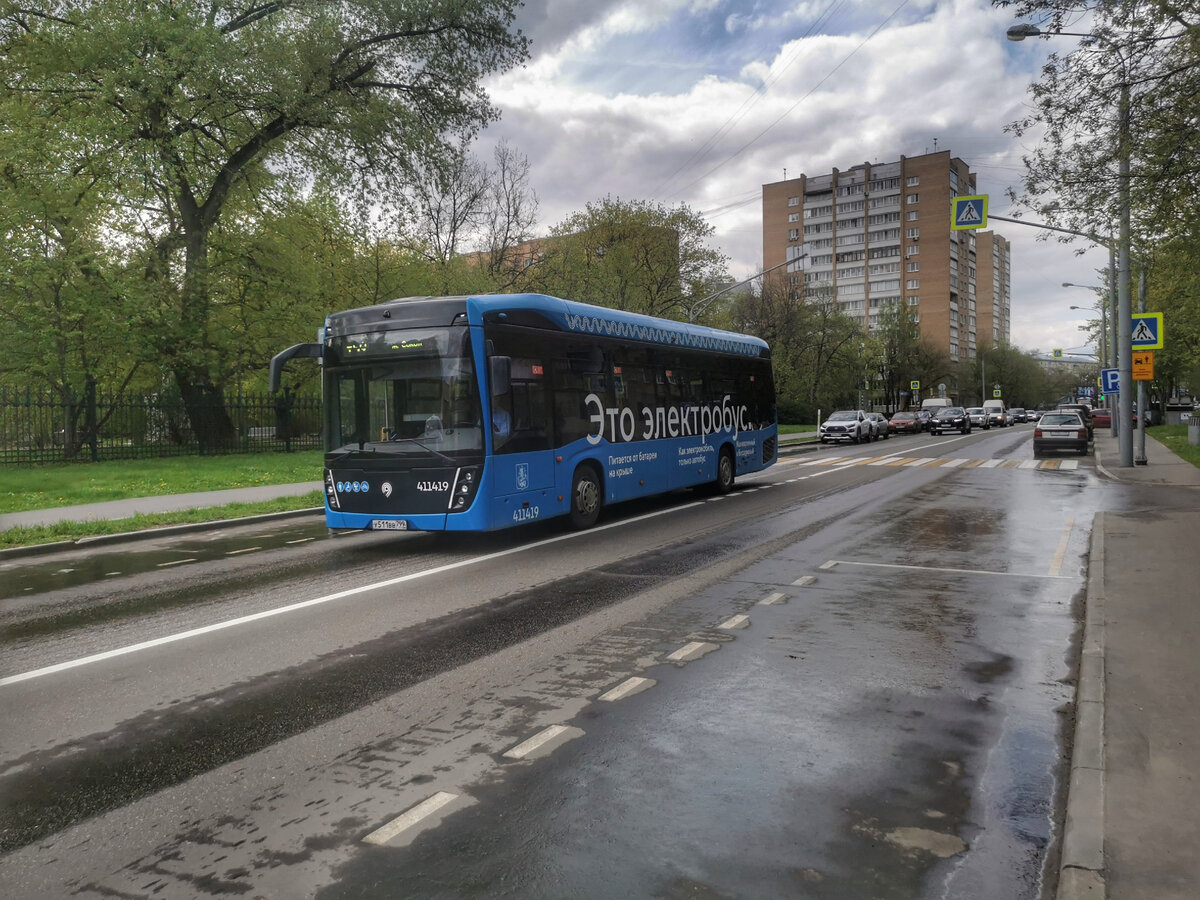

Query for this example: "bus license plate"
[371,519,408,531]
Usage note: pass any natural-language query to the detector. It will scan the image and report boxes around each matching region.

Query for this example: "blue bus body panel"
[462,293,768,359]
[328,422,777,533]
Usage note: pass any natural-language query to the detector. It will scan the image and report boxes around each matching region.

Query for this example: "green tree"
[729,281,863,423]
[869,300,938,412]
[2,0,528,445]
[999,0,1199,240]
[529,197,728,320]
[1145,237,1200,408]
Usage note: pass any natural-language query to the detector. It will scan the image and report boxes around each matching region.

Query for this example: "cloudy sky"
[473,0,1111,359]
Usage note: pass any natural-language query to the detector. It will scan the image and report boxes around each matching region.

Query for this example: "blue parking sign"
[1101,368,1120,394]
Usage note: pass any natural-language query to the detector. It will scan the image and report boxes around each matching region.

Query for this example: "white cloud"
[483,0,1101,352]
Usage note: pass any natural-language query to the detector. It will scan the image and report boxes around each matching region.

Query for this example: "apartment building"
[762,150,1010,364]
[976,230,1012,347]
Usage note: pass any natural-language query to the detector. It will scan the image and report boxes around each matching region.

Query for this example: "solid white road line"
[0,500,708,689]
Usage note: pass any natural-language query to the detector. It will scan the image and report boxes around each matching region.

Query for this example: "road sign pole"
[1135,271,1148,465]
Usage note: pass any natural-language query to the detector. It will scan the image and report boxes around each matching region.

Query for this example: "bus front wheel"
[569,466,601,529]
[715,448,735,494]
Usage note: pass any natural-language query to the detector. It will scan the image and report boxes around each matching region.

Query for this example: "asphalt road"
[0,424,1098,898]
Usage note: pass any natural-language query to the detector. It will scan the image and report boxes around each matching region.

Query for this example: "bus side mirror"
[490,356,511,396]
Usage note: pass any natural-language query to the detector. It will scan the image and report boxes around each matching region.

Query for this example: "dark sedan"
[929,406,972,435]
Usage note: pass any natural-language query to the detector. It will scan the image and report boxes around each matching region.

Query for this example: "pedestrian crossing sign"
[951,195,988,230]
[1130,313,1163,349]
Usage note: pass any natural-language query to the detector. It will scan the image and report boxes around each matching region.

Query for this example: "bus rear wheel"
[569,466,601,529]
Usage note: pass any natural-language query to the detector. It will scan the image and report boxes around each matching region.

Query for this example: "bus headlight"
[450,466,481,511]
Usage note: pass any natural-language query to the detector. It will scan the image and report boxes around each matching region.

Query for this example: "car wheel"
[569,465,601,529]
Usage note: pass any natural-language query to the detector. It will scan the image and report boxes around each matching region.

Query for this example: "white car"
[819,410,871,444]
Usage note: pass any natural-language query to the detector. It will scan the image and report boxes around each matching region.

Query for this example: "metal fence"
[0,386,322,465]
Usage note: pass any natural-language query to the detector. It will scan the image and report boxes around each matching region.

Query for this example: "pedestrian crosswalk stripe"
[798,453,1089,472]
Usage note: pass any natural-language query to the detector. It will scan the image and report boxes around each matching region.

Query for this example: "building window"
[907,295,919,305]
[906,193,919,204]
[788,212,799,222]
[787,196,799,206]
[788,229,799,241]
[906,279,920,290]
[906,210,919,221]
[905,245,919,257]
[906,261,920,272]
[906,175,920,186]
[906,228,920,240]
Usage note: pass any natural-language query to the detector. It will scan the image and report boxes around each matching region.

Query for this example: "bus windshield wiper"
[389,436,456,464]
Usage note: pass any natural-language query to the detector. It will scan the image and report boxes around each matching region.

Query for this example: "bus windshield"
[326,327,483,458]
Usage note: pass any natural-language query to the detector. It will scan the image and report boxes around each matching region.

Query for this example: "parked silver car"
[866,412,890,440]
[965,407,991,429]
[1033,411,1090,456]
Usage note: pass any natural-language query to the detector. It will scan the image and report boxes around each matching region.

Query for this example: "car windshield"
[1042,414,1081,426]
[828,411,858,421]
[893,413,914,419]
[966,408,984,414]
[940,408,964,416]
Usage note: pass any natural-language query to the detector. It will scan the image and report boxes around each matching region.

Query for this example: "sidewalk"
[0,482,321,531]
[1061,431,1200,899]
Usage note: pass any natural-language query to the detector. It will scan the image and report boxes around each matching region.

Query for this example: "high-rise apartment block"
[761,150,1010,363]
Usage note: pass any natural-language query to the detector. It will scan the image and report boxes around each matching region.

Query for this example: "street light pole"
[1007,22,1135,466]
[1116,77,1134,466]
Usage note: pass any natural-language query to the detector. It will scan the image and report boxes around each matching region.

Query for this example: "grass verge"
[0,492,325,551]
[0,452,323,514]
[1148,425,1200,468]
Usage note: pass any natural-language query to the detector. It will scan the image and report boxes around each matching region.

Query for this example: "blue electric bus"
[270,293,777,532]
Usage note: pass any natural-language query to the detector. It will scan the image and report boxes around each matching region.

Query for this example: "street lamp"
[1007,22,1135,466]
[1068,304,1106,363]
[1064,283,1114,372]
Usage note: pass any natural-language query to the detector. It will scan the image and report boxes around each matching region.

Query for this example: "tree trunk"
[174,368,238,451]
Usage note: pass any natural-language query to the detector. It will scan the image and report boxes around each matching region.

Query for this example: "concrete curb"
[1058,511,1107,899]
[0,507,324,561]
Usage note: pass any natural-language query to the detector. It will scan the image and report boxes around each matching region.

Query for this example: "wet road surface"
[0,425,1106,897]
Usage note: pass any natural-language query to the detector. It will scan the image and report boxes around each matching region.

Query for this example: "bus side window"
[496,356,551,454]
